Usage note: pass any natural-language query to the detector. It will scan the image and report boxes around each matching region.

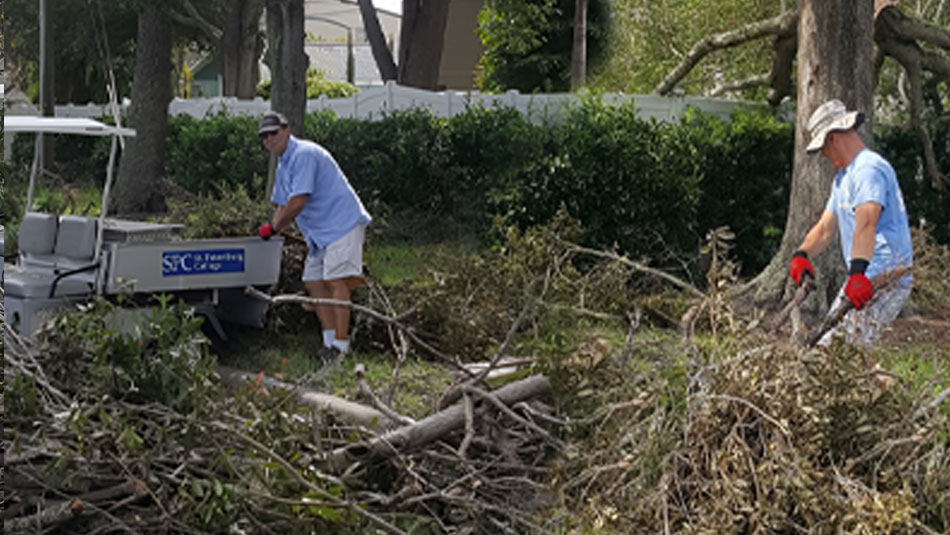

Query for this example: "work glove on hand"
[258,223,274,240]
[789,250,815,286]
[844,258,873,309]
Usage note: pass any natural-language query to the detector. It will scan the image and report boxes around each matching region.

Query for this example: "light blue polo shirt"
[825,149,913,284]
[271,136,371,251]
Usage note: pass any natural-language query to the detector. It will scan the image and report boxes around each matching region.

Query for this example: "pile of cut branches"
[550,315,950,534]
[3,296,558,534]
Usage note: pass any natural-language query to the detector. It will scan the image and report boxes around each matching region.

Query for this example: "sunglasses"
[259,130,279,140]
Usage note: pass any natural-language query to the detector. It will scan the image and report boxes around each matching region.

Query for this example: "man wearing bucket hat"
[788,99,914,345]
[257,111,372,360]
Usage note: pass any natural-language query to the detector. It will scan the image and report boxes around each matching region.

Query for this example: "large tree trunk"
[39,0,55,169]
[358,0,398,82]
[221,0,265,98]
[570,0,589,91]
[114,5,172,216]
[744,0,875,316]
[264,0,307,134]
[398,0,450,89]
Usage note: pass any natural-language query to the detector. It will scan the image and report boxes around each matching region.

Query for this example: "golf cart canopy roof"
[4,116,136,137]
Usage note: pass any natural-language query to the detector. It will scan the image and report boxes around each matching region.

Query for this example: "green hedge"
[876,116,950,244]
[7,105,947,277]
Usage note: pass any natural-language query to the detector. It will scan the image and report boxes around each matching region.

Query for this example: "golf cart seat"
[17,212,59,266]
[6,213,99,298]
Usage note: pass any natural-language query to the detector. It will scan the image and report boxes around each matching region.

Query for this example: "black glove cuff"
[849,258,870,275]
[793,249,808,259]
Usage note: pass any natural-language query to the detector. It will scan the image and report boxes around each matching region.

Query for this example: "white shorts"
[302,224,366,282]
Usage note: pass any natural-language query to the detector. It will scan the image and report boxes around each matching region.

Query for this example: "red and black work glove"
[844,258,873,310]
[258,223,274,240]
[789,250,815,286]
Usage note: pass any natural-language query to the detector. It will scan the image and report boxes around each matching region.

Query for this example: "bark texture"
[264,0,308,135]
[114,5,172,216]
[398,0,450,89]
[221,0,266,98]
[570,0,589,91]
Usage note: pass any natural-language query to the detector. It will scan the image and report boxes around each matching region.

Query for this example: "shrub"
[682,107,793,276]
[444,104,550,232]
[492,95,702,269]
[305,108,450,214]
[256,68,359,100]
[164,112,269,196]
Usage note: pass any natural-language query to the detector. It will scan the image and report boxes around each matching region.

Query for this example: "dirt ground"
[878,313,950,349]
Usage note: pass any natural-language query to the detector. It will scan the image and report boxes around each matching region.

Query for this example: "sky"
[372,0,402,15]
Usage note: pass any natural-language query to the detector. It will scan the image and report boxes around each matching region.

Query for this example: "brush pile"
[5,217,949,534]
[551,323,950,534]
[3,293,558,534]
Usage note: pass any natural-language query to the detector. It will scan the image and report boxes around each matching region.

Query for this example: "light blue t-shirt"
[824,149,913,283]
[271,136,371,251]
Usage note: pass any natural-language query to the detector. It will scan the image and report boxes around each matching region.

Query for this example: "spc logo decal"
[162,249,245,276]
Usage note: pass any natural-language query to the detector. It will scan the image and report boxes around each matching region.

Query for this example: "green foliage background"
[6,104,948,278]
[256,68,359,100]
[589,0,782,96]
[476,0,612,92]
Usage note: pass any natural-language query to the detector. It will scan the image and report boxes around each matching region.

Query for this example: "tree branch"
[167,1,223,41]
[655,11,797,95]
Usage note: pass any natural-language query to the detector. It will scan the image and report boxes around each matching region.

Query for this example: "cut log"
[217,366,393,430]
[322,374,551,473]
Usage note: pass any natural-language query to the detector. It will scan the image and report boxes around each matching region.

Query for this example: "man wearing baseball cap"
[257,111,372,360]
[788,99,914,345]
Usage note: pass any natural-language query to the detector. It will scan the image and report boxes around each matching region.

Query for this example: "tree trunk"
[398,0,450,89]
[114,5,172,216]
[358,0,398,81]
[221,0,265,98]
[570,0,589,91]
[264,0,307,135]
[743,0,875,316]
[39,0,56,168]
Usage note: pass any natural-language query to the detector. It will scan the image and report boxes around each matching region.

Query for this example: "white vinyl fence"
[34,81,750,124]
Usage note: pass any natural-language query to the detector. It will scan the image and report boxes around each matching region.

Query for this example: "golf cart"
[3,116,284,337]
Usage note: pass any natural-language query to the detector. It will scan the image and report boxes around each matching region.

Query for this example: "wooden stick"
[217,366,393,431]
[805,267,912,347]
[354,364,415,426]
[322,375,551,473]
[767,276,814,333]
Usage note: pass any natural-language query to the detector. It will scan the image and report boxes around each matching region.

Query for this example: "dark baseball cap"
[258,111,289,135]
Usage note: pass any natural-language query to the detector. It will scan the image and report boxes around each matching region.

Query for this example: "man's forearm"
[850,203,882,261]
[797,211,836,257]
[271,205,294,233]
[850,224,876,261]
[271,194,309,233]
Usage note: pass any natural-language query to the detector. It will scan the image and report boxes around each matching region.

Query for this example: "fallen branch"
[354,364,415,426]
[913,385,950,419]
[322,374,552,473]
[210,421,409,535]
[565,242,704,298]
[767,276,815,333]
[245,286,476,377]
[217,366,394,430]
[805,267,911,347]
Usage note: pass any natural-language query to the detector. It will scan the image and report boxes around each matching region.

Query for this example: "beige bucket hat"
[806,99,865,153]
